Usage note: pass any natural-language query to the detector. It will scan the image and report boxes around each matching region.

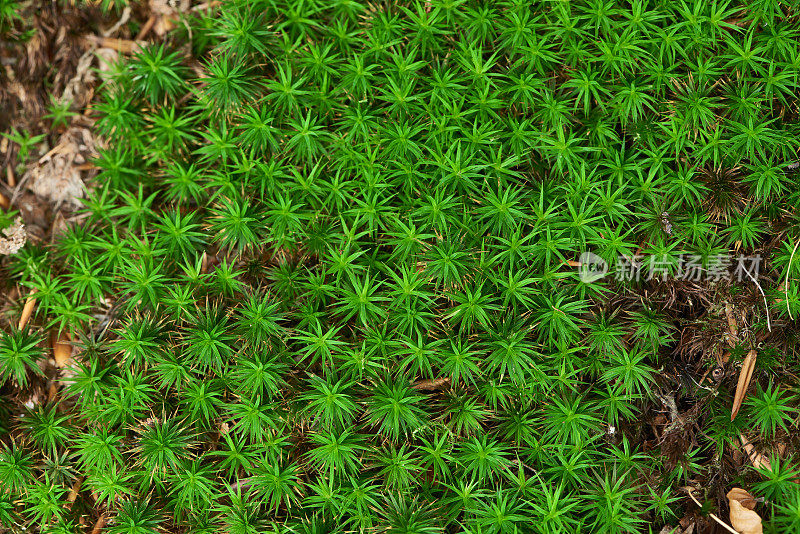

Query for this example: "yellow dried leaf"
[726,488,757,511]
[729,499,762,534]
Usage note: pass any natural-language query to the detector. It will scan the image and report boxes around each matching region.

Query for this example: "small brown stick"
[731,350,757,421]
[412,377,451,391]
[83,35,142,54]
[135,15,157,41]
[66,477,84,508]
[5,165,14,187]
[18,292,37,330]
[91,513,107,534]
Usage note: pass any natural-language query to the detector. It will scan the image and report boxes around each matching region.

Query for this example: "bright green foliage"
[3,0,800,532]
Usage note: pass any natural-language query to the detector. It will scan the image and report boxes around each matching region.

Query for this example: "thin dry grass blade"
[732,350,757,421]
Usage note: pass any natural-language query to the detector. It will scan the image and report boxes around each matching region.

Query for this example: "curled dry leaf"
[739,434,771,471]
[726,488,757,510]
[731,350,757,421]
[51,330,73,368]
[18,293,37,330]
[727,488,762,534]
[0,217,27,255]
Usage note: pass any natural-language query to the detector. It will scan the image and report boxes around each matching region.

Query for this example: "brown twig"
[65,477,84,509]
[412,377,451,391]
[91,513,107,534]
[731,350,757,421]
[83,35,142,54]
[135,15,157,41]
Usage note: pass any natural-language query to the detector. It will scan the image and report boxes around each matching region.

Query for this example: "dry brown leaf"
[0,217,26,255]
[412,377,451,391]
[0,190,8,209]
[727,488,757,510]
[18,293,37,330]
[729,498,762,534]
[731,350,757,421]
[52,331,73,368]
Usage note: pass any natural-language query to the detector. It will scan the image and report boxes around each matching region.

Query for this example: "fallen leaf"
[739,434,771,471]
[731,350,757,421]
[729,499,762,534]
[52,331,72,368]
[412,377,451,391]
[726,488,757,510]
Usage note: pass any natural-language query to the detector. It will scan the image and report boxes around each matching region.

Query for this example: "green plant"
[0,327,44,387]
[4,0,800,531]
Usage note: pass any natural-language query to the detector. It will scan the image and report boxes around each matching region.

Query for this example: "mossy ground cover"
[3,1,800,532]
